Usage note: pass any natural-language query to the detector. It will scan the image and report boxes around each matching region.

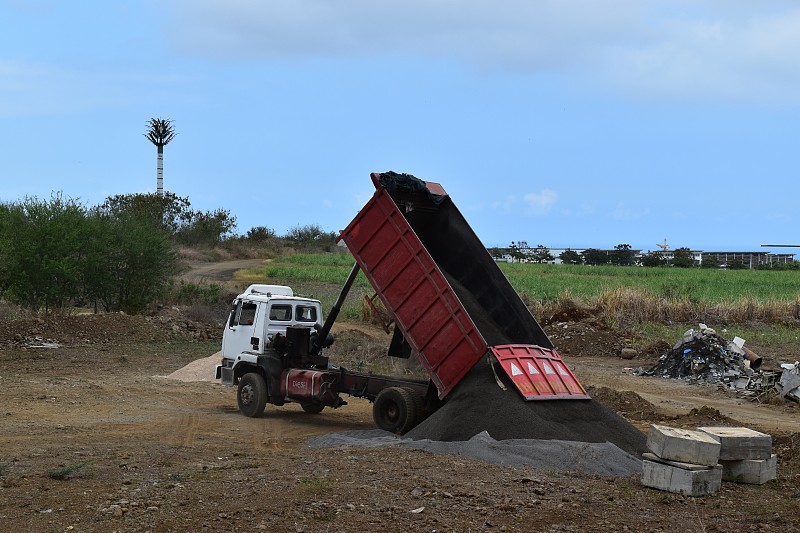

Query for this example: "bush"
[0,194,177,313]
[284,224,338,252]
[246,226,277,241]
[173,282,222,305]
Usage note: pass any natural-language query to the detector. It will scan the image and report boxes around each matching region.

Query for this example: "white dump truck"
[215,172,588,434]
[215,281,433,432]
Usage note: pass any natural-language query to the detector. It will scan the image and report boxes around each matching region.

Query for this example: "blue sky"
[1,1,799,252]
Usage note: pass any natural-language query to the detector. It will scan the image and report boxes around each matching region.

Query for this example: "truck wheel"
[373,387,419,434]
[237,373,267,417]
[301,403,325,414]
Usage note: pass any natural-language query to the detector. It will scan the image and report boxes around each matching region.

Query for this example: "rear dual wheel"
[373,387,423,435]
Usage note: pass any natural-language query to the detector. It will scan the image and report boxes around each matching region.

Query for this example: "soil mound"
[406,357,648,457]
[164,352,221,382]
[585,386,664,422]
[0,313,163,347]
[670,406,741,428]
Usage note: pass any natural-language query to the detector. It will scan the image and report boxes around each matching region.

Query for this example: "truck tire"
[301,403,325,414]
[373,387,420,434]
[237,373,267,417]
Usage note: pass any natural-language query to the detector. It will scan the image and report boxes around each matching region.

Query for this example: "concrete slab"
[647,425,721,466]
[720,454,777,484]
[642,460,722,496]
[642,453,709,471]
[697,426,772,460]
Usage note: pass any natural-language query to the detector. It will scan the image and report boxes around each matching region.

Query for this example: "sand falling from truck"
[405,355,647,458]
[339,172,648,458]
[404,271,646,457]
[381,261,644,457]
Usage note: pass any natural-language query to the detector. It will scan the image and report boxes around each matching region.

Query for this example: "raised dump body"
[339,172,589,401]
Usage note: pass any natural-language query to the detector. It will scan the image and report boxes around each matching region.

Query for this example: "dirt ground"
[1,310,799,532]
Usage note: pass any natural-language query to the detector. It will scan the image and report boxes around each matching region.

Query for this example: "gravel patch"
[308,429,642,476]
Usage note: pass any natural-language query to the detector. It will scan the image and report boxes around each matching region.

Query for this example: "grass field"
[498,262,800,303]
[246,252,800,328]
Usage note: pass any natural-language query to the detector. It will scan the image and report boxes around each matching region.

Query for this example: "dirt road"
[0,313,798,531]
[569,355,800,433]
[180,258,268,283]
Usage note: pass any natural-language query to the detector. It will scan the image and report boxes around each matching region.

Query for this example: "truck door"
[222,299,260,357]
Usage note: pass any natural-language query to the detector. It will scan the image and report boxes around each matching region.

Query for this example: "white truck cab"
[221,284,323,360]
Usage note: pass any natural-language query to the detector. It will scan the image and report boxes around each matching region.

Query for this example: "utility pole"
[144,118,176,196]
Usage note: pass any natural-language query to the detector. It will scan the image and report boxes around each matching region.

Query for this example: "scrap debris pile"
[642,325,757,385]
[640,324,799,403]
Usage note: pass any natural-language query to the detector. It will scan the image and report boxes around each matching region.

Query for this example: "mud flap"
[259,351,285,406]
[491,345,590,400]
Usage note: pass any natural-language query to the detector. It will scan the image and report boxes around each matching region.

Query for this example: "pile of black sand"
[406,356,648,458]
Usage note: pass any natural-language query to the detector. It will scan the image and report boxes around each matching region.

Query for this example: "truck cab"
[218,285,324,381]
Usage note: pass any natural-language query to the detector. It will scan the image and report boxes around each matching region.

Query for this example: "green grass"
[264,253,371,287]
[499,263,800,303]
[262,254,800,305]
[251,253,374,321]
[248,253,800,334]
[48,461,89,480]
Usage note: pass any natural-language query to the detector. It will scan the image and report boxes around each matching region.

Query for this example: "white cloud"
[597,7,800,103]
[492,194,517,212]
[523,189,558,215]
[173,0,644,67]
[491,189,556,216]
[170,0,800,104]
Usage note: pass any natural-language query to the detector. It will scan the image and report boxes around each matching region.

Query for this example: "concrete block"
[720,455,777,484]
[697,426,772,460]
[641,459,722,496]
[647,424,721,466]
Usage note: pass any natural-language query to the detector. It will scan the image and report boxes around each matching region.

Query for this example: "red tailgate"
[491,345,590,400]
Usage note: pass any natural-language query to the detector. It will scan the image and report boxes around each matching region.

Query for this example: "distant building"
[700,251,794,269]
[490,246,795,269]
[648,250,703,264]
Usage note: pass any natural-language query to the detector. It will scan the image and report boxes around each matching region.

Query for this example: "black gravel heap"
[407,356,648,458]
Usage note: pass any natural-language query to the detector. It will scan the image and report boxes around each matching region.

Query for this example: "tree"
[246,226,277,241]
[671,247,696,268]
[285,224,338,251]
[582,248,609,266]
[727,260,748,270]
[175,208,238,246]
[559,249,582,265]
[102,212,177,312]
[700,255,720,269]
[144,118,177,196]
[100,192,191,235]
[0,194,177,314]
[0,194,86,311]
[531,244,555,263]
[77,208,177,313]
[507,242,527,263]
[640,252,666,267]
[611,244,637,266]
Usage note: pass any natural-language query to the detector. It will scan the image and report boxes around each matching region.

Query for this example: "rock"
[620,348,638,360]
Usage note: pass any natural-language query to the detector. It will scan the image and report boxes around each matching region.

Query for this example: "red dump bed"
[339,172,588,401]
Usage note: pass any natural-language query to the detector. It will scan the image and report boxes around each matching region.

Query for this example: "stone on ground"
[641,458,722,496]
[720,455,777,484]
[697,426,772,460]
[646,424,720,466]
